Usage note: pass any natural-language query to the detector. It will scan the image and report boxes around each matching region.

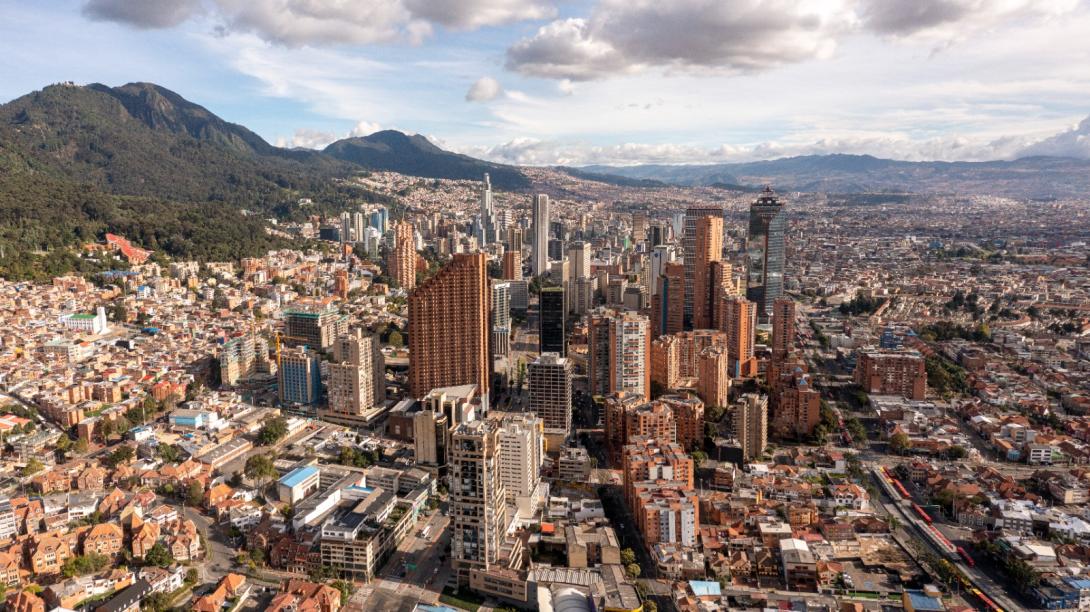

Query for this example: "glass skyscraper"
[745,187,786,323]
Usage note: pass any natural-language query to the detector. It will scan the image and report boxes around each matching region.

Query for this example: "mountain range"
[582,150,1090,199]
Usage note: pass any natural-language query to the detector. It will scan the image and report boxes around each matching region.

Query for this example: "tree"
[105,446,135,467]
[185,567,199,585]
[158,444,180,463]
[691,450,708,469]
[620,548,636,566]
[388,330,403,348]
[144,543,172,567]
[245,453,278,489]
[644,602,658,612]
[22,458,43,477]
[625,563,641,579]
[258,417,289,445]
[890,432,911,455]
[947,445,968,460]
[62,553,109,577]
[331,580,354,604]
[186,480,204,507]
[55,435,72,453]
[73,437,89,453]
[142,591,172,612]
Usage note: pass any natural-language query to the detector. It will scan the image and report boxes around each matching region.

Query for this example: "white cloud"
[82,0,555,46]
[275,128,339,149]
[350,120,384,137]
[860,0,1078,40]
[1018,115,1090,158]
[466,76,504,102]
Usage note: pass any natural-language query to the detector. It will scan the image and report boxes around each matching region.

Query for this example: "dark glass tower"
[539,286,567,356]
[746,187,786,323]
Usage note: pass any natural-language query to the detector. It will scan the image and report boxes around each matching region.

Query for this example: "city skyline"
[2,0,1090,166]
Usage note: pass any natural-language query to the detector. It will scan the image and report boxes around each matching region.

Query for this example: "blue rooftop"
[279,466,319,488]
[688,581,721,597]
[905,590,945,611]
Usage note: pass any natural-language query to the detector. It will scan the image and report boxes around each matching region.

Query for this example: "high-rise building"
[478,173,498,245]
[588,311,650,401]
[283,298,347,351]
[413,409,449,467]
[278,346,321,406]
[497,414,544,510]
[622,437,697,548]
[651,261,686,337]
[220,335,256,386]
[650,330,730,392]
[368,205,388,234]
[853,349,927,400]
[567,241,591,280]
[539,286,566,356]
[732,393,768,461]
[528,353,573,447]
[450,420,507,585]
[746,187,786,322]
[692,215,724,330]
[531,194,550,276]
[721,296,758,378]
[604,394,675,465]
[683,205,724,329]
[322,329,386,426]
[502,250,522,281]
[661,395,704,453]
[773,368,821,440]
[408,253,492,401]
[696,346,731,409]
[772,298,796,361]
[491,280,511,358]
[506,227,523,254]
[388,220,418,291]
[648,245,677,298]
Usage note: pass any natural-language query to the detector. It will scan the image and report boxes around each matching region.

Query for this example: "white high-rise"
[532,193,550,276]
[479,173,498,245]
[529,353,573,445]
[497,414,545,518]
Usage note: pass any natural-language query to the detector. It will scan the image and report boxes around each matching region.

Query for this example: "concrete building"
[539,286,566,356]
[746,187,786,322]
[771,298,796,360]
[528,353,573,448]
[732,394,768,462]
[720,296,757,378]
[283,299,347,351]
[532,194,550,276]
[651,261,686,337]
[492,280,511,358]
[278,466,321,504]
[322,329,386,426]
[692,215,724,330]
[388,221,418,291]
[408,253,492,402]
[497,414,545,518]
[278,346,321,407]
[451,420,508,585]
[696,346,731,409]
[413,409,449,468]
[854,349,927,400]
[587,311,650,401]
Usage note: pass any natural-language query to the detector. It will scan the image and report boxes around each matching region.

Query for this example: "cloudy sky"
[2,0,1089,165]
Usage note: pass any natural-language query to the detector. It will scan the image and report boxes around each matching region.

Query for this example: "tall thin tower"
[746,187,786,323]
[532,194,550,276]
[683,205,724,329]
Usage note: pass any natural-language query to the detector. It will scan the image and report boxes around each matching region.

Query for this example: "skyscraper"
[388,220,418,291]
[322,329,386,426]
[491,280,511,358]
[746,187,786,322]
[450,420,507,585]
[531,194,550,276]
[567,241,591,280]
[771,298,796,361]
[683,205,724,329]
[502,250,522,281]
[278,346,321,407]
[692,215,724,330]
[497,414,544,512]
[588,311,651,401]
[539,286,566,356]
[732,393,768,461]
[408,253,492,401]
[478,173,498,245]
[283,298,347,350]
[529,353,573,446]
[651,261,685,337]
[721,296,758,378]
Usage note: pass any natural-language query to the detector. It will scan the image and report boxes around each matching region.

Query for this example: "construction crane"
[273,331,311,366]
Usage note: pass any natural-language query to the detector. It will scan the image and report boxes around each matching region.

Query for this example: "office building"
[531,194,550,276]
[587,311,651,401]
[692,214,724,330]
[283,298,347,350]
[648,245,677,298]
[478,173,498,245]
[745,187,786,322]
[497,414,545,516]
[506,227,523,254]
[529,353,573,446]
[368,205,388,234]
[772,298,796,361]
[278,346,322,406]
[408,253,492,401]
[413,409,449,468]
[388,220,418,291]
[567,241,591,280]
[450,420,507,585]
[570,277,596,316]
[720,296,757,378]
[854,349,927,400]
[732,394,768,461]
[322,329,386,426]
[683,205,724,329]
[502,250,522,281]
[651,261,685,337]
[539,286,566,356]
[492,280,512,358]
